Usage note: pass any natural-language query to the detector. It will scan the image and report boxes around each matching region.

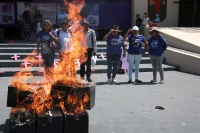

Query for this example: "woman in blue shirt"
[124,26,148,83]
[148,27,167,84]
[103,25,126,83]
[36,20,58,77]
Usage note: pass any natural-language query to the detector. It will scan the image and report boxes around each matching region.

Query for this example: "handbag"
[91,55,97,67]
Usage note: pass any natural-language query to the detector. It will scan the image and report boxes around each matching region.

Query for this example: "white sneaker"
[112,79,117,83]
[106,79,112,84]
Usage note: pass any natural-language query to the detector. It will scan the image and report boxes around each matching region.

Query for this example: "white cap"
[132,26,139,31]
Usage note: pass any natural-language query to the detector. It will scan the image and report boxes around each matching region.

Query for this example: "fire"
[9,0,90,114]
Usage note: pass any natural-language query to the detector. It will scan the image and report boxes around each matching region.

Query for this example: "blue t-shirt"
[107,34,124,55]
[38,32,54,54]
[127,34,146,54]
[148,35,167,56]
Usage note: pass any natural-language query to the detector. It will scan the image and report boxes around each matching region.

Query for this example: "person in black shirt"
[135,14,142,28]
[135,14,142,34]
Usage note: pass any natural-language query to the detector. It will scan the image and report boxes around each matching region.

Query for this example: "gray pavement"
[0,71,200,133]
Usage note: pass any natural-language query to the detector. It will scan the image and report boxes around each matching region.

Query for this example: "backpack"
[50,29,61,50]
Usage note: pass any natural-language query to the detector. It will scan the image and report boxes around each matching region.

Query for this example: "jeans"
[42,52,55,75]
[128,54,142,80]
[107,54,121,79]
[80,48,93,79]
[149,53,164,80]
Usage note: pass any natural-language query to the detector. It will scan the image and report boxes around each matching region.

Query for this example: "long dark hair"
[34,10,42,16]
[40,20,53,32]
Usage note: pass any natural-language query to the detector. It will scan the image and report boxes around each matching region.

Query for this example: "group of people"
[104,25,167,84]
[22,7,69,41]
[36,14,167,84]
[36,19,97,82]
[135,13,157,36]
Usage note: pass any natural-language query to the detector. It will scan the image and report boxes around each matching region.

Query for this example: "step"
[0,57,152,67]
[0,64,179,77]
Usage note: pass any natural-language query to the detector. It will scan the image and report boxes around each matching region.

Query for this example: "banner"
[56,3,99,29]
[0,2,15,24]
[17,2,56,25]
[86,4,99,30]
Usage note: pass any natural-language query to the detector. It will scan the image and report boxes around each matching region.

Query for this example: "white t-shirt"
[142,17,149,25]
[58,13,68,20]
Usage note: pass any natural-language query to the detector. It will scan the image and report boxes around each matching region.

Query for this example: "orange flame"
[9,0,89,114]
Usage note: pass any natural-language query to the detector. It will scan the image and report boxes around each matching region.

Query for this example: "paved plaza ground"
[0,71,200,133]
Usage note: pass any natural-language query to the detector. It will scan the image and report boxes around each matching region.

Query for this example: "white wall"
[132,0,179,27]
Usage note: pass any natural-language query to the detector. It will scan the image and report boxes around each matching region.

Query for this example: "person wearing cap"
[80,20,97,82]
[58,7,68,26]
[148,27,167,84]
[124,26,148,83]
[103,25,126,84]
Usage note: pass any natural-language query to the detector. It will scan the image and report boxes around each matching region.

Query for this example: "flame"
[64,91,89,115]
[9,0,90,114]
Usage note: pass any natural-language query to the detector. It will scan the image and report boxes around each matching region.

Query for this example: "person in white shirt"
[58,7,68,26]
[140,12,150,36]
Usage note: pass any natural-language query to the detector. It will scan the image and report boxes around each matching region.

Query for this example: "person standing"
[33,10,43,36]
[22,9,31,40]
[103,25,126,83]
[141,12,150,36]
[80,20,97,82]
[36,20,57,76]
[135,14,142,34]
[124,26,148,83]
[148,27,167,84]
[58,7,68,26]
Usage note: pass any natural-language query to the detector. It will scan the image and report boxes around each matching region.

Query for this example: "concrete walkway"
[0,71,200,133]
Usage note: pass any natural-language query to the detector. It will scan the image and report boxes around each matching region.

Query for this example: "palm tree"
[192,0,197,26]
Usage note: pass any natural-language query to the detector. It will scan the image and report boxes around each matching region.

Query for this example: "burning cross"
[35,54,42,60]
[54,60,58,67]
[21,61,31,68]
[11,54,20,60]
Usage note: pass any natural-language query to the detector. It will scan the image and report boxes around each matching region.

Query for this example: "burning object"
[37,108,63,133]
[9,107,35,133]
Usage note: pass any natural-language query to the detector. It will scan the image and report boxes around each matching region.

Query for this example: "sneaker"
[150,79,156,83]
[160,80,165,84]
[106,79,112,84]
[112,79,117,83]
[87,78,93,82]
[80,77,85,80]
[128,80,132,83]
[135,79,142,82]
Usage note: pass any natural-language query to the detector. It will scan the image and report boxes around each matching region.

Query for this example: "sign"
[0,2,15,24]
[17,2,57,25]
[148,0,167,23]
[86,4,99,29]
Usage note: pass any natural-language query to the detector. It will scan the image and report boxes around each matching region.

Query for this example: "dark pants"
[42,53,55,75]
[24,23,31,39]
[107,54,121,79]
[80,48,93,79]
